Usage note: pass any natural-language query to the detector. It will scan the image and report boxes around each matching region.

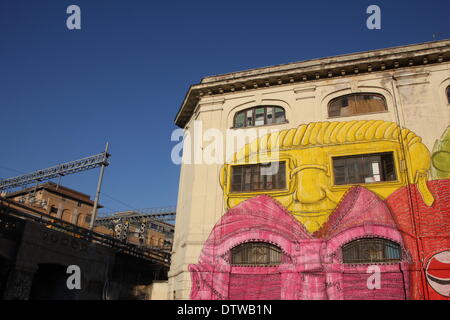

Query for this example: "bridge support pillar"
[3,265,37,300]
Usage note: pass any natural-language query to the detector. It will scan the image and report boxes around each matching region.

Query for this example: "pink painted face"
[189,187,411,300]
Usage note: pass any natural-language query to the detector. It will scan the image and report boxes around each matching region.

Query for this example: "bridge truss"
[0,152,110,192]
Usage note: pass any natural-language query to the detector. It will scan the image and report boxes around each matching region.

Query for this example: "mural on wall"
[189,120,450,300]
[425,251,450,297]
[431,126,450,179]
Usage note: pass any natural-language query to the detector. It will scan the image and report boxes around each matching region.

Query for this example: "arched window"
[61,209,71,223]
[328,93,387,117]
[234,106,286,128]
[342,238,401,264]
[49,206,58,216]
[231,242,282,266]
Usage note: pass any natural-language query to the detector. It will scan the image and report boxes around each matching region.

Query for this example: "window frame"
[233,106,287,129]
[229,161,287,193]
[230,241,283,267]
[331,151,398,187]
[342,237,402,264]
[327,93,388,118]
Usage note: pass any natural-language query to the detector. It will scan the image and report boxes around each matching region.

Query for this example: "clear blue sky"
[0,0,448,214]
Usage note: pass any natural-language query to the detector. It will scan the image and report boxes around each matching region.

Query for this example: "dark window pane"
[278,163,286,188]
[231,166,243,192]
[246,109,254,127]
[381,153,396,181]
[255,107,265,126]
[244,166,252,191]
[251,165,260,190]
[266,107,274,124]
[235,112,245,128]
[265,173,273,189]
[447,86,450,104]
[274,107,285,123]
[328,100,341,117]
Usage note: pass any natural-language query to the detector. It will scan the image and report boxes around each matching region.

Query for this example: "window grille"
[231,242,282,266]
[342,238,401,264]
[234,106,286,128]
[333,152,396,185]
[231,162,286,192]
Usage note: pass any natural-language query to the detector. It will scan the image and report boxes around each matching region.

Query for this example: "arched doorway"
[29,263,79,300]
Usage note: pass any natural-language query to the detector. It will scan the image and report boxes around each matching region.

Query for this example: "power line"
[0,165,26,175]
[100,192,138,211]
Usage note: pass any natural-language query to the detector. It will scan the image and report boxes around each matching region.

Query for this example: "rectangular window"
[231,162,286,192]
[332,152,396,185]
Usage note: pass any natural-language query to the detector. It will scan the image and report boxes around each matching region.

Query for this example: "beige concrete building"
[169,40,450,299]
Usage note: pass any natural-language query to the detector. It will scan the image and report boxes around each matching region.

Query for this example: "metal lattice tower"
[0,152,110,192]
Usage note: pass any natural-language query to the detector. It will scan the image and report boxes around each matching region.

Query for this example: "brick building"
[6,182,99,229]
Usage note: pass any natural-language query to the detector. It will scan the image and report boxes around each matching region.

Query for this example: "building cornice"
[174,39,450,128]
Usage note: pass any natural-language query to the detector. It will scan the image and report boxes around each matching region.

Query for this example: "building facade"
[95,210,174,250]
[6,182,99,229]
[6,183,174,252]
[169,40,450,300]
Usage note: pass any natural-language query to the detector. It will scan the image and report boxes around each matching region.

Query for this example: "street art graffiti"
[431,126,450,179]
[385,179,450,300]
[425,251,450,297]
[189,120,450,300]
[220,120,434,232]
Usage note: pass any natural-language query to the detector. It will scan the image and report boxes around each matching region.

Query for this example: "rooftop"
[174,39,450,128]
[6,182,101,207]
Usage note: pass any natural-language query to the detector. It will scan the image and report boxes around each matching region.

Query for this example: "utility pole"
[89,142,110,230]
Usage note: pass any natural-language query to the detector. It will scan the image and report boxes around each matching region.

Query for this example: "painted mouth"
[289,210,333,218]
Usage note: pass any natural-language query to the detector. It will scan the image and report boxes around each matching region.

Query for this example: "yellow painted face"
[221,121,433,233]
